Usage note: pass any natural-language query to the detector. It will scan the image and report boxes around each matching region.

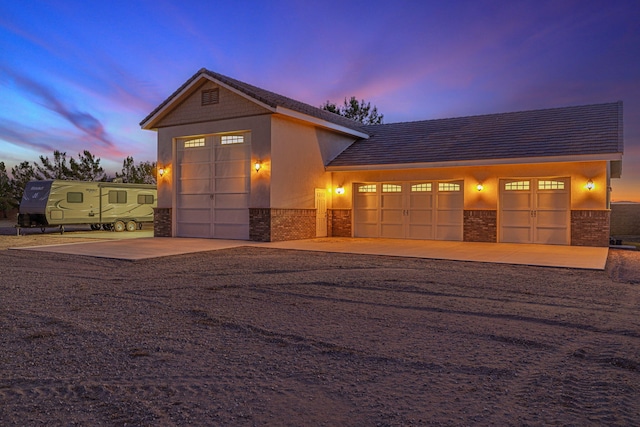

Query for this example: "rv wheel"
[114,220,126,232]
[126,221,137,232]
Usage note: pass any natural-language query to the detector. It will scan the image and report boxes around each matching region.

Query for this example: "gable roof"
[327,102,623,170]
[140,68,369,138]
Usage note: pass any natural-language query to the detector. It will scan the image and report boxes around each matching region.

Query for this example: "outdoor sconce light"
[254,162,262,172]
[476,183,483,192]
[586,179,595,191]
[336,186,345,195]
[158,167,165,177]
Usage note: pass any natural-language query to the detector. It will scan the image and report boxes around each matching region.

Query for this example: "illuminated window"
[438,182,461,192]
[382,184,402,192]
[411,183,432,192]
[184,138,205,148]
[201,88,219,105]
[538,180,565,190]
[357,184,377,193]
[221,135,244,145]
[504,181,530,191]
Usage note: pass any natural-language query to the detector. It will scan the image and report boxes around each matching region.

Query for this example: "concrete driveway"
[11,236,609,270]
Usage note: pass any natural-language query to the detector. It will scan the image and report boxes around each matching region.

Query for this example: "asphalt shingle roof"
[328,102,623,168]
[141,68,367,133]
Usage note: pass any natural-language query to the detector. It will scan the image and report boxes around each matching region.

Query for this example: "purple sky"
[1,1,639,200]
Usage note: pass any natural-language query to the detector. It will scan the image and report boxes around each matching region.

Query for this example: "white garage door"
[176,134,250,239]
[499,178,570,245]
[354,181,463,241]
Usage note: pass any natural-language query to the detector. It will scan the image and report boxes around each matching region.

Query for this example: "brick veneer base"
[329,209,352,237]
[153,207,172,237]
[463,210,497,243]
[250,208,316,242]
[571,210,610,247]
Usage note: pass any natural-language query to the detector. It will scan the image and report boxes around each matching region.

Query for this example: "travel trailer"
[17,180,156,232]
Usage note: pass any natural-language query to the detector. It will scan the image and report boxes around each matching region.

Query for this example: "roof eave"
[326,153,623,172]
[275,106,370,139]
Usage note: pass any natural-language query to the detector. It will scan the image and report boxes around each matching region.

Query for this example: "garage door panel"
[536,192,569,209]
[214,193,248,207]
[178,194,210,208]
[502,227,532,243]
[355,209,377,223]
[437,193,463,209]
[215,208,249,224]
[179,149,209,163]
[180,163,210,179]
[177,208,210,223]
[410,194,433,209]
[502,193,532,209]
[536,210,568,227]
[536,227,567,245]
[408,224,433,239]
[381,224,403,238]
[176,222,210,238]
[409,210,433,223]
[356,223,378,237]
[180,179,211,194]
[502,210,532,227]
[355,195,377,209]
[381,209,403,223]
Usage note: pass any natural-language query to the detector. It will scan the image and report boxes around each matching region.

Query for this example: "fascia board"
[275,106,370,139]
[326,153,623,172]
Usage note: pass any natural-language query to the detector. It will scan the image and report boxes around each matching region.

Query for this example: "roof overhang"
[326,153,623,172]
[275,106,370,139]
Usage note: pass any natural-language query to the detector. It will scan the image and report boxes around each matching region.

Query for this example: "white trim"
[326,153,623,171]
[275,106,370,139]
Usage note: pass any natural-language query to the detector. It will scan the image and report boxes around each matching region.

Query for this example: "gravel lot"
[1,230,639,426]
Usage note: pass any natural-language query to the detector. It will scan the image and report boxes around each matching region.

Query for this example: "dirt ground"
[1,232,639,426]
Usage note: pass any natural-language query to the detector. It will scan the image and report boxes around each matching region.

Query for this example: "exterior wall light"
[586,179,594,191]
[254,162,261,172]
[336,186,345,195]
[158,167,165,177]
[476,183,483,191]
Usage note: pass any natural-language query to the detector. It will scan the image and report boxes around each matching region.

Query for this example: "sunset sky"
[1,1,639,200]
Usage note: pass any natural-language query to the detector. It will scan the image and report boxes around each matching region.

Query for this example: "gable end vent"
[201,88,220,106]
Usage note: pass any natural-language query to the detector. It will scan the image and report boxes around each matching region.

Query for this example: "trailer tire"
[102,224,112,231]
[113,220,125,232]
[126,221,137,232]
[90,224,101,231]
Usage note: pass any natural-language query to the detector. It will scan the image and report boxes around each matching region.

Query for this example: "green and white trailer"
[17,180,157,233]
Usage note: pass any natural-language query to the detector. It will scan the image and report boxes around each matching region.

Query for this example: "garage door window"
[221,135,244,145]
[438,182,461,192]
[382,184,402,192]
[358,184,377,193]
[505,181,530,191]
[184,138,205,148]
[538,180,565,190]
[411,183,432,192]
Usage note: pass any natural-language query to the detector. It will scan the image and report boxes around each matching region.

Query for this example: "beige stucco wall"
[154,114,272,211]
[270,116,356,209]
[330,160,609,210]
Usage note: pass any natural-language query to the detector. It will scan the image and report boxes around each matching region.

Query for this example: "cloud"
[0,120,56,152]
[1,67,115,148]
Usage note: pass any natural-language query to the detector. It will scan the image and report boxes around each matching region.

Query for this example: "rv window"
[137,194,154,204]
[108,190,127,204]
[67,192,83,203]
